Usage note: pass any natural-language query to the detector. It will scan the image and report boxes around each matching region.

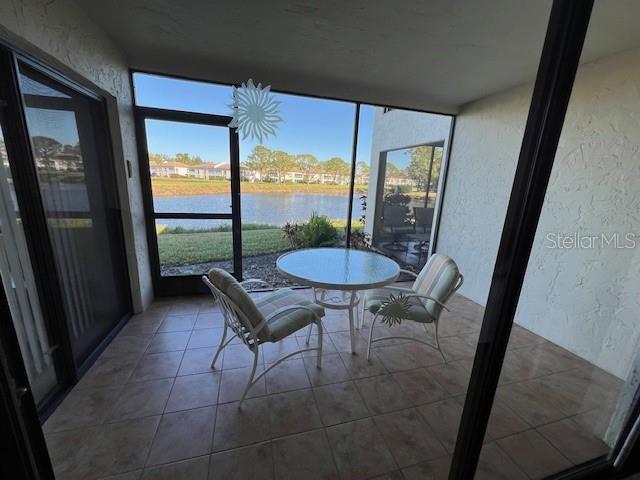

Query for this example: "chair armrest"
[399,269,418,279]
[379,285,415,294]
[402,293,451,312]
[240,278,274,290]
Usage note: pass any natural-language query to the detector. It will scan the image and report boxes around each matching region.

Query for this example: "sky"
[134,73,374,165]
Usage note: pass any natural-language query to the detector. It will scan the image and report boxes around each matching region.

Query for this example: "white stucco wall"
[0,0,152,310]
[436,47,640,378]
[365,108,453,240]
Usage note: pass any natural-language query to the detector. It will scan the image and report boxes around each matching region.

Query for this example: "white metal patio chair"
[202,268,325,408]
[363,254,463,361]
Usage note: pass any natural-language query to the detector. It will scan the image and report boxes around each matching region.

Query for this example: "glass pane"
[477,2,640,476]
[355,106,453,273]
[20,65,130,364]
[133,72,232,114]
[0,120,58,403]
[238,92,356,286]
[146,119,232,214]
[156,218,234,277]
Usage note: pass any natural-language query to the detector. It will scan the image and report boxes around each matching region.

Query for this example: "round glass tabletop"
[276,248,400,290]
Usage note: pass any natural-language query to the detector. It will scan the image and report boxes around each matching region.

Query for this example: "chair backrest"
[383,204,409,228]
[412,254,464,320]
[413,207,434,230]
[202,268,269,344]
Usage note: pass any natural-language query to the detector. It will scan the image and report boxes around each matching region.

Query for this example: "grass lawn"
[151,177,367,196]
[157,227,291,265]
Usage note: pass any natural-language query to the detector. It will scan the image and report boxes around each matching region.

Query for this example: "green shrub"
[300,212,338,247]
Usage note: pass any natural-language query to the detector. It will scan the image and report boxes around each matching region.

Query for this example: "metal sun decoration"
[228,79,282,143]
[378,293,411,327]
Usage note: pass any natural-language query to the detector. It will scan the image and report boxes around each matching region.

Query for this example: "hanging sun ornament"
[228,79,282,143]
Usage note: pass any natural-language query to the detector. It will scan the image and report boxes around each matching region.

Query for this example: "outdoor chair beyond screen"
[363,254,463,360]
[202,268,325,408]
[382,204,415,251]
[412,206,434,252]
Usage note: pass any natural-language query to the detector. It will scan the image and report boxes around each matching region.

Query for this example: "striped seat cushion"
[254,288,325,342]
[365,289,434,323]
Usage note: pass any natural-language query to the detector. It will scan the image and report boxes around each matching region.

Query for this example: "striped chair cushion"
[208,268,265,332]
[255,288,325,342]
[412,254,461,319]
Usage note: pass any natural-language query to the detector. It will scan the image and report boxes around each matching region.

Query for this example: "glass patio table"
[276,247,400,353]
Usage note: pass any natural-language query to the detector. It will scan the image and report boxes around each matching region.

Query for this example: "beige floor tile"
[46,416,160,479]
[268,389,323,438]
[302,353,351,386]
[168,302,200,316]
[495,380,566,427]
[375,343,443,372]
[392,368,450,406]
[401,455,451,480]
[193,311,225,329]
[373,408,447,467]
[297,333,338,357]
[329,331,369,353]
[439,335,476,362]
[222,343,263,370]
[218,366,267,403]
[313,381,369,426]
[141,455,209,479]
[77,353,140,389]
[147,331,191,354]
[43,385,123,433]
[497,429,572,479]
[417,398,463,453]
[146,406,216,466]
[208,441,273,480]
[119,318,163,336]
[476,442,527,480]
[109,378,174,422]
[179,346,218,376]
[187,328,224,349]
[425,361,471,396]
[212,397,271,451]
[273,429,338,480]
[104,334,153,357]
[537,418,610,464]
[265,358,311,394]
[165,372,221,412]
[129,351,183,382]
[262,337,303,363]
[100,470,143,480]
[339,351,387,379]
[355,374,411,415]
[158,314,197,332]
[326,418,396,480]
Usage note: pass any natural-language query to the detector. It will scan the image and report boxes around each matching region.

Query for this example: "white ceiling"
[76,0,640,113]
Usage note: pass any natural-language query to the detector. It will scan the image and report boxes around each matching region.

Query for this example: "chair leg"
[211,323,228,369]
[306,323,313,345]
[238,344,260,409]
[316,318,323,369]
[366,314,378,362]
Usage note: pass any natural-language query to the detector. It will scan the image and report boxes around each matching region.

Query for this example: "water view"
[154,191,364,228]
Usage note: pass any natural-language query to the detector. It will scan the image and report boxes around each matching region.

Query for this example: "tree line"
[148,144,441,189]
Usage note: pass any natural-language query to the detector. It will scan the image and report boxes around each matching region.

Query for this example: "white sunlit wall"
[436,46,640,381]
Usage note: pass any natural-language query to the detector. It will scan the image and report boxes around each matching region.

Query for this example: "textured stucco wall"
[0,0,152,310]
[437,48,640,378]
[365,107,453,240]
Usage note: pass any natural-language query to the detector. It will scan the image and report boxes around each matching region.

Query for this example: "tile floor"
[43,289,623,480]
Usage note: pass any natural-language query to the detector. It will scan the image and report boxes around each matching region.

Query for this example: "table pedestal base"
[313,288,362,354]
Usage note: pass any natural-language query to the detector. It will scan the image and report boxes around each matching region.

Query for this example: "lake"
[154,192,365,228]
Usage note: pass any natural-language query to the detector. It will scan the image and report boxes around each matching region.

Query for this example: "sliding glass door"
[16,63,131,365]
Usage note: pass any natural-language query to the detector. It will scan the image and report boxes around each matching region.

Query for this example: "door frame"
[134,106,242,296]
